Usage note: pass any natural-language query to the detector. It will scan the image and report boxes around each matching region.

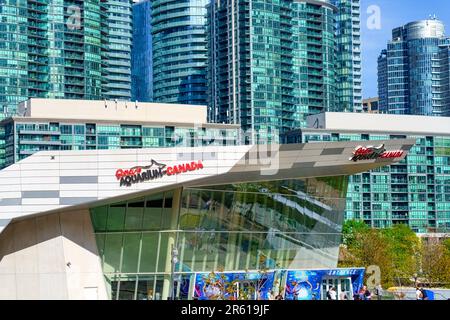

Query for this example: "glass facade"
[208,0,361,142]
[439,43,450,115]
[0,119,239,168]
[131,0,153,102]
[377,49,389,112]
[151,0,209,105]
[296,130,450,234]
[101,0,133,100]
[332,0,362,112]
[0,0,29,118]
[0,0,132,120]
[378,19,450,116]
[90,177,349,300]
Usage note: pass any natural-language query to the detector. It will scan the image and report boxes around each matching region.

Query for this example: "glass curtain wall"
[1,121,238,168]
[90,177,349,300]
[301,131,450,233]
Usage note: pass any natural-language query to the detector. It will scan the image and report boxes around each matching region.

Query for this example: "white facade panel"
[21,184,60,191]
[59,169,99,176]
[0,191,22,199]
[307,112,450,135]
[22,199,60,205]
[17,169,60,177]
[59,191,98,198]
[20,177,60,185]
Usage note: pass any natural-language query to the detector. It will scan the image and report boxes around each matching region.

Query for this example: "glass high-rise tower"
[151,0,209,105]
[0,0,29,117]
[332,0,362,112]
[441,43,450,112]
[378,19,450,116]
[0,0,133,119]
[101,0,133,101]
[131,0,153,102]
[208,0,338,142]
[208,0,361,142]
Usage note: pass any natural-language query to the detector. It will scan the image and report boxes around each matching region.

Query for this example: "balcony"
[19,129,61,135]
[19,140,62,146]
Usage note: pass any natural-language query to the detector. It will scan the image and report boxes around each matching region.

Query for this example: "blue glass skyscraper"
[0,0,133,120]
[101,0,133,101]
[332,0,362,112]
[132,0,153,102]
[378,19,450,116]
[441,43,450,114]
[208,0,362,142]
[151,0,209,105]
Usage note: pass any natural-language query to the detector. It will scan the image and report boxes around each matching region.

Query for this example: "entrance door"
[321,277,353,300]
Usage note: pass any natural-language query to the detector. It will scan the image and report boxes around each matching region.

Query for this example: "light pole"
[170,245,179,300]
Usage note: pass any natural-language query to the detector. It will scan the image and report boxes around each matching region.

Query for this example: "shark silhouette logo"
[350,144,404,162]
[116,159,204,187]
[130,159,167,172]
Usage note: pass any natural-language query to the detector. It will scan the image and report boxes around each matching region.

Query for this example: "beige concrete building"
[0,99,240,169]
[17,98,209,125]
[362,97,379,113]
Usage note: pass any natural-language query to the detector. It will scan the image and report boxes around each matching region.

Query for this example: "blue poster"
[285,268,365,300]
[285,270,322,300]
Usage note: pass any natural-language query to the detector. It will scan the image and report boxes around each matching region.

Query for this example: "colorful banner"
[193,268,365,300]
[194,272,275,300]
[285,268,365,300]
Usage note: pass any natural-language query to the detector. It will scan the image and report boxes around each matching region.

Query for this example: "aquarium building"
[0,135,414,299]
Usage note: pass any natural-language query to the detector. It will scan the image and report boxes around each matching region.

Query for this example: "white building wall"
[0,209,107,300]
[307,112,450,135]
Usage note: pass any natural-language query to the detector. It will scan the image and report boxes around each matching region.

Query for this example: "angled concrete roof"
[0,139,415,234]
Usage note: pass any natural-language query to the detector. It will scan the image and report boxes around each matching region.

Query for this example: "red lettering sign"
[166,161,204,176]
[350,144,404,162]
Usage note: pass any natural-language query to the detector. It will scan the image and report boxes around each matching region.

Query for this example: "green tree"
[421,240,450,287]
[339,222,422,288]
[340,227,396,287]
[382,224,421,284]
[443,238,450,256]
[341,220,369,247]
[339,221,394,287]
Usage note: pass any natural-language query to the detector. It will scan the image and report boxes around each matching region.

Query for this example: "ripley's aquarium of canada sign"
[115,159,204,187]
[350,144,404,162]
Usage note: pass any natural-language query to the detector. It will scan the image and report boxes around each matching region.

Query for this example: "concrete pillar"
[0,209,107,300]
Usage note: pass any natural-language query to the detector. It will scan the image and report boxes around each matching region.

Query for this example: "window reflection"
[90,178,348,300]
[118,276,137,300]
[136,276,164,300]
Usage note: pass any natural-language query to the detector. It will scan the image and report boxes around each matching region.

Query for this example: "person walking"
[419,288,428,300]
[358,287,365,300]
[375,284,383,300]
[327,287,337,300]
[339,288,348,300]
[416,287,423,300]
[361,286,372,300]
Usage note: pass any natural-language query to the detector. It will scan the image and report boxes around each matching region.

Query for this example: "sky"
[360,0,450,98]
